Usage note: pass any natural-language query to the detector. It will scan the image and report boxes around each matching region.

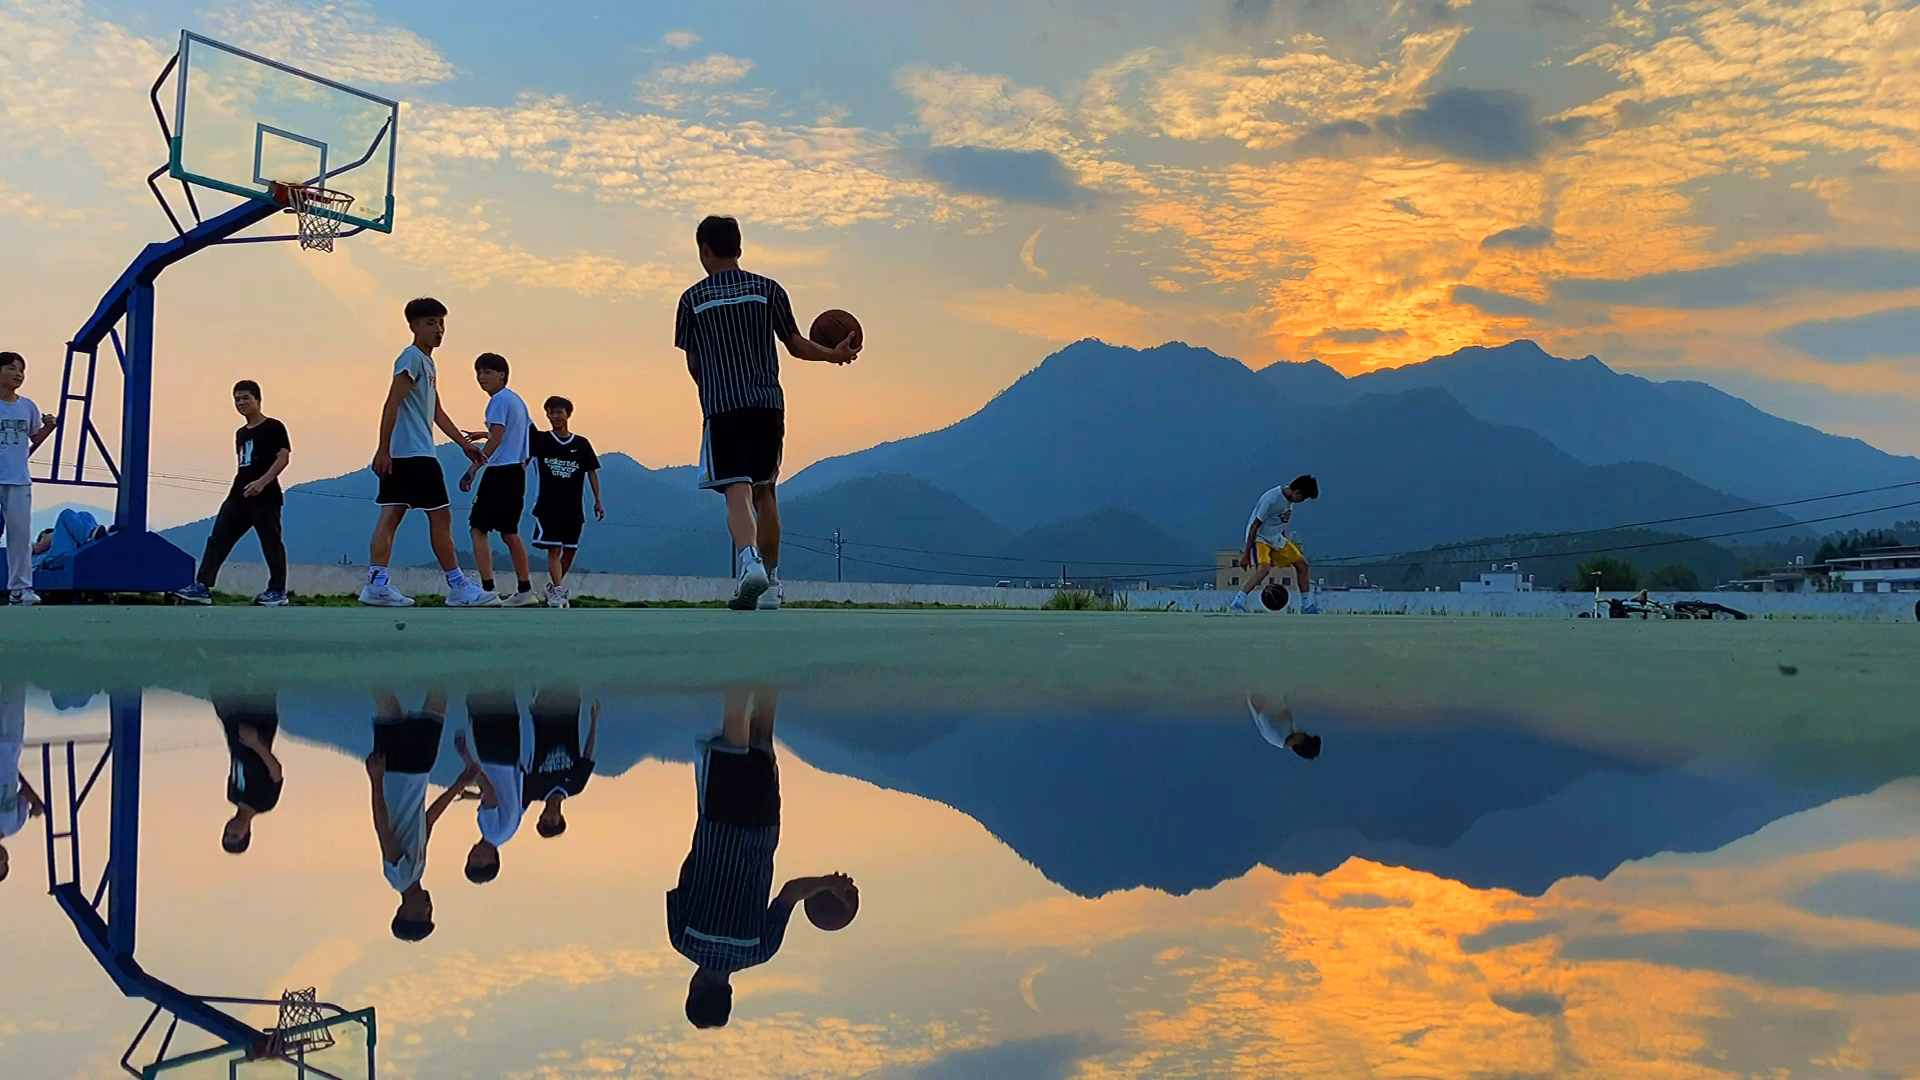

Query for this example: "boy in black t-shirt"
[523,687,598,838]
[215,690,285,854]
[527,396,603,609]
[176,381,292,607]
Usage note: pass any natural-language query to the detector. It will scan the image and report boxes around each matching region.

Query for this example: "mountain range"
[164,339,1917,584]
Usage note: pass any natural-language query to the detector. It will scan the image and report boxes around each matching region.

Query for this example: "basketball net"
[284,184,355,253]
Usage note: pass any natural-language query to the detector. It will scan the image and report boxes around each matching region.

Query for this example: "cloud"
[1315,327,1408,344]
[915,147,1100,210]
[1554,249,1920,310]
[653,54,755,86]
[1020,227,1047,278]
[1560,929,1920,994]
[895,66,1077,154]
[1383,88,1541,163]
[373,212,681,297]
[1481,225,1556,250]
[1490,990,1566,1018]
[662,29,700,50]
[204,0,454,86]
[1773,306,1920,364]
[1451,285,1551,318]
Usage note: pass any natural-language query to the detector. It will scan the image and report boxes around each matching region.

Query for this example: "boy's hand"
[241,479,269,498]
[462,442,487,467]
[825,872,855,898]
[364,751,387,779]
[461,429,487,442]
[827,330,861,365]
[237,724,264,749]
[594,501,605,521]
[372,448,393,476]
[458,468,477,494]
[38,413,56,436]
[456,762,481,784]
[1240,549,1253,571]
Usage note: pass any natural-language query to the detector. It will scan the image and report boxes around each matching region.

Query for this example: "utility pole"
[834,528,844,583]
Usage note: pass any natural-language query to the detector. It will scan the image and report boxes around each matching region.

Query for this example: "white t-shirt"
[483,388,532,467]
[1249,697,1295,750]
[0,395,42,486]
[1,685,28,838]
[1248,485,1298,547]
[381,771,430,891]
[477,762,524,846]
[388,346,438,460]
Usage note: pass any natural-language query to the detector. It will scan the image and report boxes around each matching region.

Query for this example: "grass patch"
[1042,589,1131,611]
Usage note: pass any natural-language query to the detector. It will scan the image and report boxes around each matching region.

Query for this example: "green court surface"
[8,607,1917,746]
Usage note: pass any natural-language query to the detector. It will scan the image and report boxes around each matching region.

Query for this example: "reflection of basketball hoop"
[272,182,355,253]
[263,987,338,1059]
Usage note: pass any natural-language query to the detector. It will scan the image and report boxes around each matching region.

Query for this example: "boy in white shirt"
[366,688,479,941]
[1231,474,1321,615]
[455,687,525,884]
[0,352,58,606]
[458,353,537,606]
[1,683,47,884]
[360,298,493,609]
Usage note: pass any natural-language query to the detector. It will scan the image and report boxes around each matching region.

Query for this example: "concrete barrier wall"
[212,563,1918,620]
[213,562,1058,608]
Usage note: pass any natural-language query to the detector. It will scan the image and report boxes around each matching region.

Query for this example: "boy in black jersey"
[524,687,597,839]
[175,381,292,606]
[527,396,603,609]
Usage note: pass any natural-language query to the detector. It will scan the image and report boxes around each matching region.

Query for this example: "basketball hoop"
[262,987,338,1058]
[274,182,355,253]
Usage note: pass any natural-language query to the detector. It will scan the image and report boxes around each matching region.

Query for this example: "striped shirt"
[666,819,792,973]
[674,269,798,417]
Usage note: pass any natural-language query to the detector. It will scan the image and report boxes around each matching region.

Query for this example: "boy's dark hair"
[696,215,742,259]
[1290,474,1320,500]
[391,914,435,942]
[544,396,574,415]
[475,353,509,381]
[232,379,262,401]
[1290,734,1323,760]
[537,816,568,839]
[466,859,500,884]
[0,351,23,370]
[686,982,733,1028]
[403,297,448,324]
[222,831,252,855]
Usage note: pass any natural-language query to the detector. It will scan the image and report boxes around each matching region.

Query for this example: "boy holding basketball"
[360,298,495,609]
[669,686,858,1028]
[1231,475,1320,615]
[675,216,860,610]
[527,397,603,608]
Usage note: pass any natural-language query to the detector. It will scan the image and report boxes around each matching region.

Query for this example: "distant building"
[1460,563,1534,593]
[1825,545,1920,593]
[1216,549,1245,592]
[1720,556,1823,593]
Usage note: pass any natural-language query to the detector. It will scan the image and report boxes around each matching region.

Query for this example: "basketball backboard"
[143,1007,375,1079]
[169,31,397,234]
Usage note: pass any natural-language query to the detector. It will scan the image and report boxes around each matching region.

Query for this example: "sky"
[6,0,1920,528]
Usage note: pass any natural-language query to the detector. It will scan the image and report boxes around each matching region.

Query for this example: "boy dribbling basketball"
[1231,474,1320,615]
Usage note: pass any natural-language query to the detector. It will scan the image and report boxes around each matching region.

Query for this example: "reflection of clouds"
[505,1016,992,1079]
[359,945,675,1028]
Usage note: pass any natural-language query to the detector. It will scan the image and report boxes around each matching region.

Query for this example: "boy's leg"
[719,685,753,747]
[425,509,459,573]
[471,527,495,589]
[505,534,531,588]
[1294,559,1311,593]
[368,505,407,568]
[751,484,780,575]
[3,484,34,592]
[196,497,253,589]
[546,547,565,586]
[723,483,756,557]
[560,548,577,576]
[747,685,778,749]
[253,500,288,594]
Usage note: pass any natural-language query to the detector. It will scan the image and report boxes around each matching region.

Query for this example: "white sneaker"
[503,589,543,608]
[358,582,415,608]
[447,581,505,608]
[10,588,41,606]
[757,577,783,610]
[545,583,570,609]
[730,555,769,610]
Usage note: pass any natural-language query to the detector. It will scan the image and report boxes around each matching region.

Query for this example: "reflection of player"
[523,687,598,839]
[1231,475,1320,615]
[456,687,525,884]
[669,686,858,1029]
[1,683,48,883]
[366,688,477,941]
[215,689,285,854]
[1249,694,1321,759]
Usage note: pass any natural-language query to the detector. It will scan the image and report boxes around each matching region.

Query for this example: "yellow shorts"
[1256,540,1305,567]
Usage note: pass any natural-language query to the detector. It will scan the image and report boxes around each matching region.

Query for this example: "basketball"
[1261,581,1289,612]
[809,309,862,350]
[805,884,859,931]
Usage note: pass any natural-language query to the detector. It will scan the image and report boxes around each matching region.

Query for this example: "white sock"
[445,568,467,587]
[369,565,389,587]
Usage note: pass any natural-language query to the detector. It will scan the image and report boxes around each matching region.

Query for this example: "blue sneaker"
[254,590,290,607]
[1228,593,1246,614]
[1302,600,1322,615]
[173,582,213,605]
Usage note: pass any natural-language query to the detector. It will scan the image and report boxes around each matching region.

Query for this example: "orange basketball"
[805,884,859,931]
[809,309,862,350]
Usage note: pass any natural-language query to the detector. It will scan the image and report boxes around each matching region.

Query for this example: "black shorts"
[699,407,784,491]
[696,739,780,828]
[372,713,445,774]
[376,456,450,512]
[469,464,526,534]
[466,688,521,765]
[530,513,583,550]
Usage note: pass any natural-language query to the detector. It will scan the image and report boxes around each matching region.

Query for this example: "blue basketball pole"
[106,689,142,957]
[119,285,157,535]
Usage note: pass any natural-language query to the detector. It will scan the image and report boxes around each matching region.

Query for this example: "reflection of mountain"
[259,691,1867,898]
